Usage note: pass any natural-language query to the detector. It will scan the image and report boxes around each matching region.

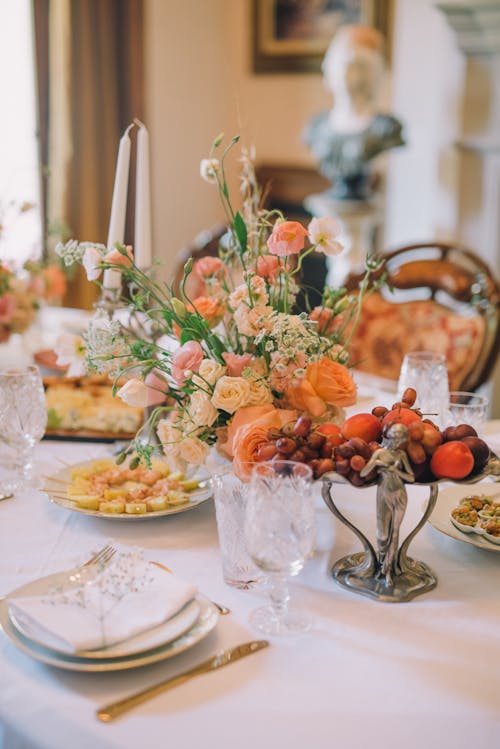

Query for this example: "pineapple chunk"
[179,479,200,492]
[99,499,126,514]
[103,488,126,500]
[167,472,184,483]
[71,495,100,511]
[166,490,189,506]
[151,459,170,477]
[125,502,147,515]
[146,496,168,512]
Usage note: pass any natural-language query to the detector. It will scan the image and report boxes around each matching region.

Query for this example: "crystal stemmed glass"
[0,366,47,495]
[244,460,314,636]
[397,351,450,427]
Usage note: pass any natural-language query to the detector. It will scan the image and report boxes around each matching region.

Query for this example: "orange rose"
[221,405,297,459]
[172,295,225,338]
[286,358,356,415]
[232,424,270,480]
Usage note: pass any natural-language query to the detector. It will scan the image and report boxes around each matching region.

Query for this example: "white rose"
[188,391,218,427]
[157,419,183,459]
[117,378,149,407]
[211,376,251,414]
[192,358,226,387]
[245,376,273,406]
[179,436,209,465]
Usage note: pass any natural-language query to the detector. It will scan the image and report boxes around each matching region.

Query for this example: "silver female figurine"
[360,423,415,584]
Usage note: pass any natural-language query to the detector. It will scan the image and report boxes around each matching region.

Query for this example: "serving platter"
[428,483,500,552]
[43,461,213,520]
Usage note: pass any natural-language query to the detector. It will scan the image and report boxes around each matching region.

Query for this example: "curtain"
[33,0,144,309]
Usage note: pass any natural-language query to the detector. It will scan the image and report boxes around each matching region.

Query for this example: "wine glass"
[447,391,489,436]
[0,366,47,496]
[397,351,450,427]
[244,460,314,636]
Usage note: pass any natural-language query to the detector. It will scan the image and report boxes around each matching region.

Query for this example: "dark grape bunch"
[254,386,492,484]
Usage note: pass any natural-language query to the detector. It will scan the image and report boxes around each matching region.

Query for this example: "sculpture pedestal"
[304,191,383,286]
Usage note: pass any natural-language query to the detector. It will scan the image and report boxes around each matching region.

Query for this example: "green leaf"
[180,329,193,345]
[233,212,247,254]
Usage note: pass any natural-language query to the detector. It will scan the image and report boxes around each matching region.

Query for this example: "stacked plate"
[1,568,219,672]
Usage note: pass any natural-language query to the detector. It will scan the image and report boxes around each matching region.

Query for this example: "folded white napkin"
[9,551,197,653]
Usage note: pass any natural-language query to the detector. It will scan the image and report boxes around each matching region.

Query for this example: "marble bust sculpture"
[303,25,405,201]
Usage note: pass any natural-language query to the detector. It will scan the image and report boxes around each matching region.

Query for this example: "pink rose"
[267,221,308,257]
[171,341,204,385]
[104,244,134,267]
[256,255,281,281]
[194,256,224,278]
[0,293,16,324]
[222,352,252,377]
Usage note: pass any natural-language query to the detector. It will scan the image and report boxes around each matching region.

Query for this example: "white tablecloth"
[1,430,500,749]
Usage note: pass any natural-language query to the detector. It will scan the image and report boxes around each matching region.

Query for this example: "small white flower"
[117,378,149,407]
[200,158,220,184]
[54,334,87,376]
[308,217,344,256]
[82,245,103,281]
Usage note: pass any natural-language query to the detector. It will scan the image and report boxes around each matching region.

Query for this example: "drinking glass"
[447,391,489,435]
[0,366,47,496]
[212,465,263,589]
[397,351,450,427]
[244,460,314,636]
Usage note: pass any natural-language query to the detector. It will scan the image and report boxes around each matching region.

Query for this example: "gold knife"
[97,640,269,722]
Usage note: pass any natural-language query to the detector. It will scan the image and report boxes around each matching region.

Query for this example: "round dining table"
[1,412,500,749]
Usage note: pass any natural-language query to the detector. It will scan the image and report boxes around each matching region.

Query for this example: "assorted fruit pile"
[255,388,491,484]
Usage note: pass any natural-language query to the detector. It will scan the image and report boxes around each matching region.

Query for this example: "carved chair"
[344,242,500,391]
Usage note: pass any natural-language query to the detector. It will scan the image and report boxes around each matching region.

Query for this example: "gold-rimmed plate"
[0,595,218,672]
[43,460,212,520]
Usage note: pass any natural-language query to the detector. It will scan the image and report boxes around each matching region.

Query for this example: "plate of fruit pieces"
[427,484,500,551]
[43,458,212,519]
[253,388,498,485]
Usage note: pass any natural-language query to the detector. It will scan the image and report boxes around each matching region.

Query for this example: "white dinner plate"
[0,595,218,672]
[43,461,212,520]
[428,483,500,552]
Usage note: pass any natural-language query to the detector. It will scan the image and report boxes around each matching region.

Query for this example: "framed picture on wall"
[252,0,394,73]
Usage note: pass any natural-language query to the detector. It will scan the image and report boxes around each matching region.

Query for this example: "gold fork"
[151,561,230,616]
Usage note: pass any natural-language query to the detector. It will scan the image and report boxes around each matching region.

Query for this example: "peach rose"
[232,406,298,479]
[194,256,224,278]
[42,265,67,301]
[104,244,134,267]
[267,221,308,257]
[222,352,252,377]
[171,340,204,385]
[286,358,356,416]
[222,405,297,458]
[189,296,225,327]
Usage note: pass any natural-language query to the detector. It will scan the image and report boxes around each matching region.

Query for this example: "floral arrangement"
[56,135,383,477]
[0,261,67,344]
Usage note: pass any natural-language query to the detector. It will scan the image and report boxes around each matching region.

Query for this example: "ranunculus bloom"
[286,358,356,416]
[171,340,204,385]
[267,221,308,257]
[195,256,224,278]
[82,246,104,281]
[256,255,281,281]
[189,296,225,327]
[104,244,134,268]
[308,217,344,256]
